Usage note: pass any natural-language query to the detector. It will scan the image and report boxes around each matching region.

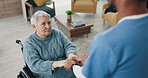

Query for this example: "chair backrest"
[22,0,56,21]
[102,3,118,26]
[71,0,97,13]
[103,4,109,11]
[102,3,109,16]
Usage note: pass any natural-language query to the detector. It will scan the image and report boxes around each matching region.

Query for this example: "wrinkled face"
[33,16,52,38]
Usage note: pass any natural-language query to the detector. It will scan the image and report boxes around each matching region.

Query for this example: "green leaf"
[66,10,74,15]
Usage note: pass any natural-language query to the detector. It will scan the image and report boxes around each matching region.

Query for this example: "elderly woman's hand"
[52,60,66,70]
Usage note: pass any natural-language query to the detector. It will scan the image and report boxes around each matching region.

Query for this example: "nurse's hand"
[72,56,88,66]
[64,59,75,72]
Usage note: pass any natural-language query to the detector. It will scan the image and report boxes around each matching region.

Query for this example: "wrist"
[52,62,57,69]
[68,53,77,59]
[52,60,66,70]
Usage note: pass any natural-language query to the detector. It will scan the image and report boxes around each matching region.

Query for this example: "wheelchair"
[16,40,35,78]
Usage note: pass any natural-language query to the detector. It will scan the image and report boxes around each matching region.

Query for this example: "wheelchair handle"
[16,39,23,52]
[16,40,21,44]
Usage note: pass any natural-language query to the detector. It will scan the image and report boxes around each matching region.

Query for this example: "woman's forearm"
[68,53,77,59]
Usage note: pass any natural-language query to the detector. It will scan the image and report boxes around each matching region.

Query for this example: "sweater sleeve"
[23,41,53,75]
[58,30,77,57]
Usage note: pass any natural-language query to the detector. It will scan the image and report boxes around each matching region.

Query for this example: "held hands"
[52,53,88,72]
[52,53,77,70]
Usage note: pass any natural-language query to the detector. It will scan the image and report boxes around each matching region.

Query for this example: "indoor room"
[0,0,148,78]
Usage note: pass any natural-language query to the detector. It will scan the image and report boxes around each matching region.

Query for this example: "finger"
[73,58,81,64]
[72,57,77,60]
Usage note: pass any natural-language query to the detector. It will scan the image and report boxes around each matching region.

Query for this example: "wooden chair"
[102,3,118,26]
[21,0,55,21]
[71,0,98,14]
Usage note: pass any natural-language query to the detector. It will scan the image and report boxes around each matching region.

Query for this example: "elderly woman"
[23,11,77,78]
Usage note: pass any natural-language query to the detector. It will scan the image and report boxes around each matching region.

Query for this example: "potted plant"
[66,10,74,21]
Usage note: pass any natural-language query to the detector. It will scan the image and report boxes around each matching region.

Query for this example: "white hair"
[31,11,51,26]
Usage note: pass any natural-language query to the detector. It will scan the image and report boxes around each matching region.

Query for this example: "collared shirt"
[118,13,148,24]
[73,13,148,78]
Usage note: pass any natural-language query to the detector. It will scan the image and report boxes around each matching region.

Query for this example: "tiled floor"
[0,0,111,77]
